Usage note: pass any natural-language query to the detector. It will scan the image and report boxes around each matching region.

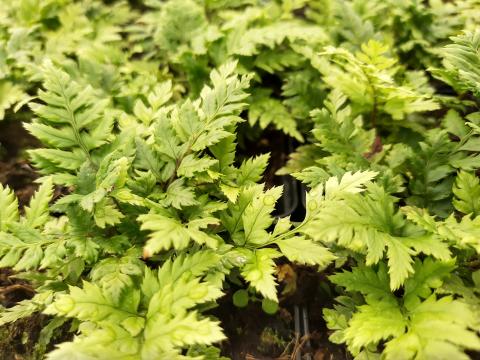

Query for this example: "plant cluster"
[1,0,480,359]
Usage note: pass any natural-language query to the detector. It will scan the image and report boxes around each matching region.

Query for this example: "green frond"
[45,257,225,359]
[26,62,112,177]
[0,183,19,231]
[327,260,480,358]
[23,177,54,228]
[241,248,281,301]
[453,171,480,216]
[436,30,480,96]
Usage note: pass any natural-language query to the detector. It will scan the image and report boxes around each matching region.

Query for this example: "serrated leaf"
[44,281,144,336]
[143,312,225,357]
[90,254,144,303]
[241,248,280,301]
[220,183,239,203]
[403,258,455,309]
[330,264,392,302]
[324,171,378,199]
[135,138,162,179]
[0,292,52,326]
[453,171,480,216]
[276,236,336,267]
[237,154,270,186]
[344,297,406,353]
[139,213,219,256]
[248,95,303,141]
[177,154,217,178]
[385,296,480,360]
[94,200,125,228]
[242,186,282,245]
[385,237,415,291]
[0,183,19,231]
[24,177,54,228]
[139,214,190,256]
[163,179,198,209]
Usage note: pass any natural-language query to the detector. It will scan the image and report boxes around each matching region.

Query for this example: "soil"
[0,313,47,360]
[0,119,40,206]
[0,269,35,308]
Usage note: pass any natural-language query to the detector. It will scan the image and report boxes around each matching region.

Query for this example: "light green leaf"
[0,183,19,230]
[330,263,393,302]
[324,170,378,199]
[453,171,480,216]
[177,154,217,178]
[385,296,480,360]
[163,179,199,209]
[403,258,455,309]
[385,237,415,291]
[44,281,144,336]
[241,248,281,301]
[24,177,54,228]
[344,297,406,353]
[242,186,282,245]
[139,214,190,256]
[143,312,224,357]
[276,236,336,267]
[237,154,270,186]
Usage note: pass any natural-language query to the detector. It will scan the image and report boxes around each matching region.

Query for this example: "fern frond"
[26,62,112,180]
[0,292,53,327]
[46,254,225,359]
[0,183,19,231]
[437,30,480,96]
[317,40,439,121]
[304,176,450,290]
[0,81,26,120]
[453,171,480,216]
[23,177,54,228]
[327,260,480,358]
[249,90,303,141]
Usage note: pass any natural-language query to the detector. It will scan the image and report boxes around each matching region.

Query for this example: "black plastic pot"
[271,136,306,220]
[274,174,299,218]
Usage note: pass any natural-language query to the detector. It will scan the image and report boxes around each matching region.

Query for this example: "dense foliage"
[1,0,480,359]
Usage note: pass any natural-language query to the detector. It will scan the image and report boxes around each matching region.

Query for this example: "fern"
[290,90,374,186]
[326,260,480,359]
[433,30,480,96]
[303,172,450,290]
[0,183,19,231]
[287,98,480,218]
[249,89,303,141]
[0,81,26,120]
[45,252,225,359]
[3,2,480,359]
[26,62,112,184]
[0,291,54,327]
[453,171,480,216]
[0,179,60,271]
[404,111,480,217]
[314,40,439,122]
[0,60,337,358]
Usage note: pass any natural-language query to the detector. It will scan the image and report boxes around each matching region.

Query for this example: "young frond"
[435,30,480,96]
[45,253,225,359]
[26,62,112,181]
